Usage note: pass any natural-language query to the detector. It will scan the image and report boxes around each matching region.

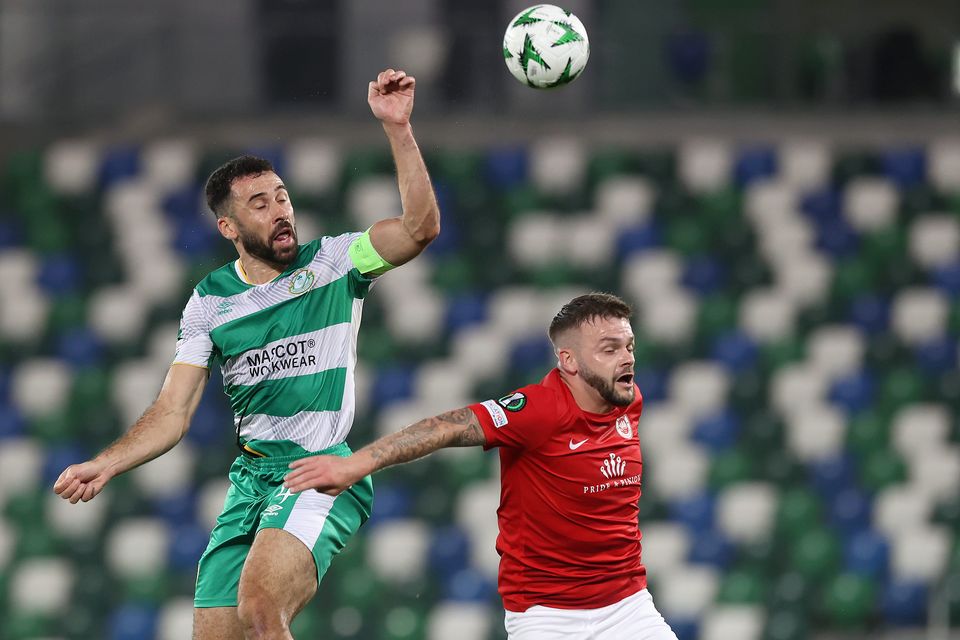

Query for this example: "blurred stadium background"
[1,0,960,639]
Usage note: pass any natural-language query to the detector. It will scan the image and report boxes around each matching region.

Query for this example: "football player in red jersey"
[284,293,678,639]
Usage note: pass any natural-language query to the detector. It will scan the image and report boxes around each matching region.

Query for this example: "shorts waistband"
[236,441,351,469]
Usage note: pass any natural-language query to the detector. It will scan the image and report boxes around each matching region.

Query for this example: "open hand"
[284,454,364,496]
[53,459,112,504]
[368,68,415,126]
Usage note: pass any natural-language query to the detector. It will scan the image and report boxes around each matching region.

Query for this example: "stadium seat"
[843,177,899,232]
[594,175,656,227]
[657,564,720,619]
[9,557,74,615]
[699,604,764,640]
[716,482,777,544]
[889,525,952,583]
[678,139,732,193]
[425,601,491,640]
[820,572,875,629]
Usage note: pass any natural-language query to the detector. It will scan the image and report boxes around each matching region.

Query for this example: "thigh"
[238,528,318,619]
[595,589,678,640]
[193,607,244,640]
[505,606,592,640]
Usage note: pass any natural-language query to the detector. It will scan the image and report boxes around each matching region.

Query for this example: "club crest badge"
[615,415,632,439]
[288,268,316,296]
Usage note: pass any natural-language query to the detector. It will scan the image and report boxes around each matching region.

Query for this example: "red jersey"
[468,369,647,612]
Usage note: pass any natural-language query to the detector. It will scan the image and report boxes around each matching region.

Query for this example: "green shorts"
[194,442,374,608]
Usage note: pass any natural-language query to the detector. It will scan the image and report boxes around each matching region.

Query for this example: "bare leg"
[194,607,244,640]
[236,528,318,640]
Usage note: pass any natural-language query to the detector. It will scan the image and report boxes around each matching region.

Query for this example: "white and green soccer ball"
[503,4,590,89]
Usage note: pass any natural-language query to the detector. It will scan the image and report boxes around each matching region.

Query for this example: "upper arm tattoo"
[445,407,485,447]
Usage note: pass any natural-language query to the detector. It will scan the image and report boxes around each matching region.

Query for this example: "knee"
[237,588,287,639]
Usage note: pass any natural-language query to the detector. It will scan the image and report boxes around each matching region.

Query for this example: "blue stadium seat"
[682,255,725,295]
[829,370,875,414]
[880,147,926,189]
[443,292,488,335]
[108,603,158,640]
[245,146,286,178]
[162,184,202,221]
[687,528,735,569]
[371,366,416,411]
[365,483,413,526]
[485,148,528,190]
[173,220,220,258]
[848,294,890,335]
[616,222,662,260]
[914,336,956,375]
[56,327,105,368]
[152,489,198,528]
[185,391,233,447]
[509,335,554,373]
[43,443,91,485]
[37,254,82,295]
[800,187,842,225]
[932,261,960,297]
[670,618,699,640]
[424,218,461,256]
[167,523,210,572]
[669,491,716,533]
[428,525,471,576]
[0,402,25,438]
[733,146,777,187]
[692,410,741,452]
[0,218,24,248]
[843,529,889,579]
[710,331,759,373]
[816,218,859,258]
[99,146,141,189]
[634,368,668,404]
[443,567,497,602]
[881,579,928,625]
[808,454,857,498]
[828,487,872,536]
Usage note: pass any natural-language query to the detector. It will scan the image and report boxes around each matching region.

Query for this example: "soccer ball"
[502,4,590,89]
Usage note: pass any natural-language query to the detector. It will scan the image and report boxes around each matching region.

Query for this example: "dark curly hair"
[204,155,275,218]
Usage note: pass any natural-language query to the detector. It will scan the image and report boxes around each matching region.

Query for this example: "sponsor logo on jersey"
[600,452,627,479]
[615,415,632,439]
[245,338,318,378]
[262,504,283,518]
[288,268,316,296]
[480,400,509,428]
[497,392,527,412]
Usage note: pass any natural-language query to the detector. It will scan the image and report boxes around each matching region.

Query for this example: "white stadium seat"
[366,518,430,583]
[647,442,709,501]
[909,215,960,269]
[770,364,829,417]
[112,358,168,427]
[286,139,341,197]
[450,326,509,380]
[929,139,960,193]
[9,558,75,615]
[905,445,960,502]
[717,482,778,544]
[739,288,796,343]
[594,175,656,227]
[843,177,899,231]
[198,478,232,530]
[637,403,696,454]
[46,490,109,539]
[890,525,953,583]
[106,518,171,579]
[700,605,765,640]
[563,215,617,269]
[141,138,197,192]
[784,404,846,462]
[806,325,865,381]
[426,602,492,640]
[890,287,948,345]
[874,484,934,538]
[11,358,73,418]
[43,139,101,196]
[0,521,14,572]
[638,522,691,580]
[640,290,698,345]
[669,362,730,419]
[656,564,719,619]
[157,597,195,640]
[346,176,402,230]
[0,286,49,342]
[531,137,586,196]
[88,286,151,345]
[744,180,798,227]
[0,248,38,289]
[679,139,732,193]
[508,213,564,268]
[488,287,548,339]
[757,215,815,263]
[891,404,951,458]
[384,289,445,344]
[621,250,682,301]
[414,360,476,410]
[0,438,44,502]
[779,139,831,190]
[131,439,197,498]
[771,252,832,307]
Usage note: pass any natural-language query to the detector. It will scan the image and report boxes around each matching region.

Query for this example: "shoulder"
[194,262,246,298]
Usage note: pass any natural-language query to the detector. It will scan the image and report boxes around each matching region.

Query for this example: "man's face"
[223,171,298,266]
[571,316,636,407]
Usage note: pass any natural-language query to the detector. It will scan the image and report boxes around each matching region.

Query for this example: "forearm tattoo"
[366,407,485,470]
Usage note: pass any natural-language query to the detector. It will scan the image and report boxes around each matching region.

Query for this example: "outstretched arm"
[53,363,208,503]
[366,68,440,267]
[284,407,485,495]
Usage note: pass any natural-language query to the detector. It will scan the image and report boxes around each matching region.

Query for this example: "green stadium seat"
[819,573,875,629]
[775,490,822,543]
[767,571,814,615]
[380,604,427,640]
[763,608,808,640]
[718,568,767,604]
[790,528,840,582]
[858,448,907,493]
[709,448,755,489]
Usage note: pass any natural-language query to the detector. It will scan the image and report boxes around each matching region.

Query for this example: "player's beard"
[236,221,298,267]
[579,363,635,407]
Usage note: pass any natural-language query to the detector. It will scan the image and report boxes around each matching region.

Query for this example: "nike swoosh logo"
[569,438,589,450]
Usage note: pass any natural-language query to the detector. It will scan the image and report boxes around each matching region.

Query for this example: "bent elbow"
[407,218,440,246]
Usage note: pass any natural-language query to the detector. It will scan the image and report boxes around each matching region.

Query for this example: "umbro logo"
[262,504,283,518]
[600,452,627,479]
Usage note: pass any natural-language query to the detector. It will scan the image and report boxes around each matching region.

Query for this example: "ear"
[217,215,238,241]
[557,347,578,376]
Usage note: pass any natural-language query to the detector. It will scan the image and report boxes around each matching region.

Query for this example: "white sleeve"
[172,290,214,369]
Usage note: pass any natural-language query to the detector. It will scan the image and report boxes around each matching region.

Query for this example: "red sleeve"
[468,384,562,451]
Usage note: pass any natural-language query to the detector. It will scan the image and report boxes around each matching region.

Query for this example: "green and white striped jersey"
[173,232,373,456]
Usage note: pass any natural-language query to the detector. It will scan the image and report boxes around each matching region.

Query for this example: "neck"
[557,369,614,414]
[237,252,286,285]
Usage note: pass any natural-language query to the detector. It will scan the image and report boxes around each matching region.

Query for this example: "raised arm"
[53,363,208,503]
[283,407,485,495]
[366,68,440,267]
